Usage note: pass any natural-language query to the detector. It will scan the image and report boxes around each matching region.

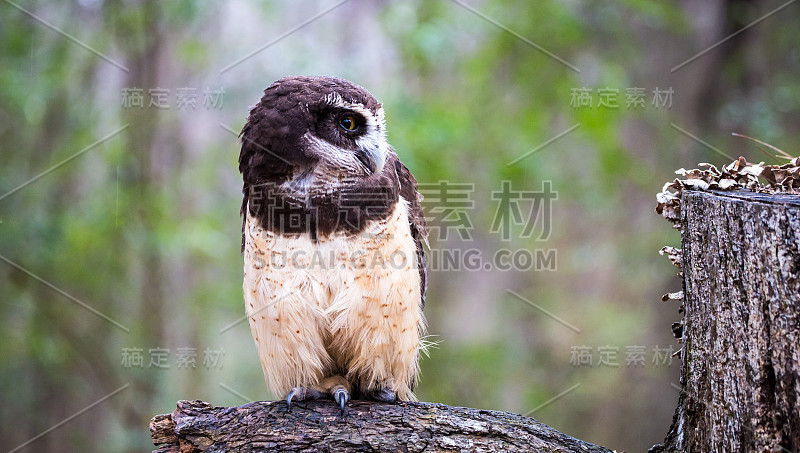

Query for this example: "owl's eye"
[338,115,359,132]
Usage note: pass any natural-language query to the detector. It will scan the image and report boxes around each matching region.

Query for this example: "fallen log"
[150,399,612,452]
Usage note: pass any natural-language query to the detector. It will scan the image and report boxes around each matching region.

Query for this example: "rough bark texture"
[651,189,800,453]
[150,399,612,452]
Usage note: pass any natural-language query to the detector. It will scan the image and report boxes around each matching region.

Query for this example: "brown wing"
[392,156,429,309]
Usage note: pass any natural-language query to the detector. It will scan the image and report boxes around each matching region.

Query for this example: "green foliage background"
[1,1,798,451]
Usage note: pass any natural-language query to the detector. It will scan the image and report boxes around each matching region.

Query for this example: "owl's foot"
[361,377,399,402]
[366,378,397,403]
[285,376,352,415]
[365,386,396,402]
[285,386,325,411]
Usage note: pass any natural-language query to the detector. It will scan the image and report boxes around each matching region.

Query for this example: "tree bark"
[150,399,612,452]
[651,189,800,452]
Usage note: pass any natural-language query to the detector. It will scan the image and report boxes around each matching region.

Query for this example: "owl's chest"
[243,199,417,311]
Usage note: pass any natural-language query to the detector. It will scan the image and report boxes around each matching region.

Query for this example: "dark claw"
[333,388,349,416]
[286,387,300,411]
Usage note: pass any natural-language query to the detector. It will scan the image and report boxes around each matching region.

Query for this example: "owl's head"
[239,76,390,193]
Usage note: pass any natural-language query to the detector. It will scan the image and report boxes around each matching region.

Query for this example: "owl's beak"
[356,146,386,175]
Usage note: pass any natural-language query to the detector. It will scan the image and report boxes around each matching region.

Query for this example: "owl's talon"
[286,386,327,411]
[333,388,349,415]
[286,387,301,411]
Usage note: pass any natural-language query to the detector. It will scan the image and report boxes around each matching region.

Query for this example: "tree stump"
[150,399,612,452]
[652,189,800,452]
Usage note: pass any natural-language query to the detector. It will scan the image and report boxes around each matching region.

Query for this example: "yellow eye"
[339,115,358,131]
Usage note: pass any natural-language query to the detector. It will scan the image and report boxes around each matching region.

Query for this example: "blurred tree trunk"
[110,0,170,436]
[651,190,800,452]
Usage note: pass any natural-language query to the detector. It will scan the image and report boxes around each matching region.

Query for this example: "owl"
[238,76,428,413]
